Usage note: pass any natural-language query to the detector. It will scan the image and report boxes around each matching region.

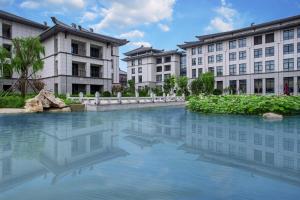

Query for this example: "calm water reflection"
[0,107,299,200]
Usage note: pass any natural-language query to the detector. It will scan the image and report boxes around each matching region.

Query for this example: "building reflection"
[181,114,300,185]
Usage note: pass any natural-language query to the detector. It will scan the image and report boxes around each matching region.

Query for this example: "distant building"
[123,46,184,90]
[179,14,300,95]
[119,69,127,87]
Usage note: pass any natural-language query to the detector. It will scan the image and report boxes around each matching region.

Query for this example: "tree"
[201,72,214,94]
[190,77,203,95]
[163,75,176,94]
[128,79,135,94]
[0,47,11,79]
[10,37,45,97]
[176,76,189,96]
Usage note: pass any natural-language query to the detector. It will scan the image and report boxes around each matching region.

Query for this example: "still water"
[0,107,300,200]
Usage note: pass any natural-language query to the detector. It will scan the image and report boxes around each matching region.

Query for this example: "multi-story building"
[119,69,127,87]
[178,15,300,95]
[0,10,48,90]
[123,46,184,90]
[0,10,128,94]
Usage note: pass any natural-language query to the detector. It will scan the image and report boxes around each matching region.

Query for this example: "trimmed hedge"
[187,95,300,115]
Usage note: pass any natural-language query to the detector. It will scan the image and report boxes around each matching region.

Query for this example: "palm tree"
[0,47,11,79]
[11,37,45,97]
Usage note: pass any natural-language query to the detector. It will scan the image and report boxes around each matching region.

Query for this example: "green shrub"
[0,96,25,108]
[187,95,300,115]
[212,89,222,95]
[102,91,111,97]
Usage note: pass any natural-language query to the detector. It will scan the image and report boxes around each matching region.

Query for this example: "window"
[238,38,246,48]
[208,55,214,63]
[164,56,171,63]
[91,65,102,78]
[283,44,294,54]
[54,38,58,53]
[131,60,135,66]
[208,67,214,74]
[254,62,263,73]
[217,66,223,76]
[72,84,86,95]
[164,65,171,71]
[208,44,214,52]
[216,42,223,51]
[192,69,196,78]
[71,43,79,54]
[239,63,246,75]
[229,64,236,75]
[298,57,300,70]
[2,24,11,39]
[54,60,58,76]
[265,60,275,72]
[298,27,300,38]
[254,48,262,58]
[138,67,142,73]
[192,58,196,66]
[265,47,274,57]
[131,76,135,83]
[131,68,135,74]
[229,52,236,61]
[192,48,196,55]
[265,33,274,43]
[298,42,300,53]
[156,66,162,72]
[156,58,162,64]
[229,80,237,94]
[156,75,162,82]
[72,63,86,77]
[138,59,142,65]
[198,57,202,65]
[229,40,236,49]
[2,44,11,58]
[283,58,294,71]
[266,78,274,93]
[217,81,223,91]
[239,80,247,94]
[138,75,142,83]
[239,51,246,60]
[254,79,263,94]
[197,46,202,54]
[90,46,102,58]
[283,29,294,40]
[216,54,223,62]
[254,35,262,45]
[198,68,203,77]
[284,77,294,93]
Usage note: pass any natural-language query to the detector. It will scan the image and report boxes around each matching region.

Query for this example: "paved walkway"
[0,108,26,114]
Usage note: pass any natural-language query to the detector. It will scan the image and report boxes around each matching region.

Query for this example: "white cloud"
[119,30,145,39]
[130,41,151,47]
[158,23,170,32]
[205,0,239,33]
[20,1,40,9]
[92,0,175,31]
[0,0,14,7]
[80,11,97,23]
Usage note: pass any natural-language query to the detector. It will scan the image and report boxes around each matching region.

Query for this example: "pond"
[0,107,299,200]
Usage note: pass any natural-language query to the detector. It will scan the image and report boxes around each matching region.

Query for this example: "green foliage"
[0,96,25,108]
[163,75,176,94]
[176,76,189,96]
[190,72,214,95]
[102,91,111,97]
[0,47,11,78]
[190,77,203,95]
[139,86,149,97]
[187,95,300,115]
[112,84,124,95]
[212,89,222,95]
[152,86,163,96]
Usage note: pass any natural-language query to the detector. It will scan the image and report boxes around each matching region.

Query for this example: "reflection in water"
[0,108,299,200]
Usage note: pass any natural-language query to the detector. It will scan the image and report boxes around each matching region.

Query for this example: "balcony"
[72,62,86,77]
[71,40,86,56]
[90,45,103,59]
[90,65,103,78]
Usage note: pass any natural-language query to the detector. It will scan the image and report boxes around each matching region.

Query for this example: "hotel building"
[178,15,300,95]
[0,10,128,94]
[123,46,184,90]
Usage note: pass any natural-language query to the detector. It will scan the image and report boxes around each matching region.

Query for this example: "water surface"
[0,107,299,200]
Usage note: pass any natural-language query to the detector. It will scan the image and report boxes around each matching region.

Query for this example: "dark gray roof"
[124,46,162,56]
[40,17,128,46]
[178,14,300,49]
[123,48,183,61]
[0,10,48,30]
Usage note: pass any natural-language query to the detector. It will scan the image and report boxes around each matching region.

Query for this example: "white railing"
[67,92,185,106]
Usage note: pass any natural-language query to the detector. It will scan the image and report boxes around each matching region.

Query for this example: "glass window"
[283,58,294,71]
[216,54,223,62]
[254,48,263,58]
[238,38,246,48]
[254,35,262,45]
[239,80,247,94]
[208,44,214,52]
[254,62,263,73]
[229,52,236,61]
[283,29,294,40]
[229,40,237,49]
[239,51,246,60]
[164,65,171,71]
[265,60,275,72]
[156,66,162,72]
[138,59,142,65]
[298,27,300,38]
[217,66,223,76]
[192,69,196,78]
[239,63,246,75]
[138,75,142,83]
[208,55,214,63]
[192,58,196,66]
[198,57,202,65]
[229,64,236,75]
[254,79,263,94]
[198,68,203,77]
[283,44,294,54]
[217,81,223,91]
[216,42,223,51]
[265,33,274,43]
[298,57,300,70]
[197,46,202,54]
[131,68,135,74]
[265,47,274,57]
[156,58,162,64]
[266,78,275,93]
[156,75,162,82]
[138,67,142,73]
[208,67,214,74]
[192,48,196,55]
[164,56,171,63]
[298,42,300,53]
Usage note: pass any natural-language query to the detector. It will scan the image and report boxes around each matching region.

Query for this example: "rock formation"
[262,112,283,121]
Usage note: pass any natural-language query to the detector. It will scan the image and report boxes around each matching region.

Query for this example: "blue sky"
[1,0,300,70]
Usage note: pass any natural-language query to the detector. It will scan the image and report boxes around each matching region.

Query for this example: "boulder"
[24,98,43,113]
[36,89,66,108]
[263,112,283,121]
